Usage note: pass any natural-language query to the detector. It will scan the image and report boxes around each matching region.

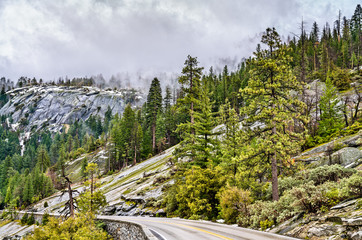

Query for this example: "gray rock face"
[307,224,344,237]
[330,147,362,167]
[103,205,117,215]
[0,86,144,132]
[343,218,362,226]
[331,199,358,210]
[296,132,362,168]
[351,231,362,240]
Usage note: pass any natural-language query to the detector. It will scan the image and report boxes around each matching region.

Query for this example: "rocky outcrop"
[0,221,34,240]
[275,198,362,240]
[0,86,144,132]
[296,131,362,168]
[318,147,362,167]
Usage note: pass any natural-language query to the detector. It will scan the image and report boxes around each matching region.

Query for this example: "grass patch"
[122,189,132,195]
[102,155,170,193]
[0,219,11,227]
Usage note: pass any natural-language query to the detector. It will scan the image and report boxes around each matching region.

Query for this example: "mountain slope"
[0,85,144,132]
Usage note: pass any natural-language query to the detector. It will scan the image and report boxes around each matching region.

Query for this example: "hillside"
[30,145,176,217]
[0,85,144,133]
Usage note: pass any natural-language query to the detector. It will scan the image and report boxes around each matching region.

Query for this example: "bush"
[340,173,362,197]
[21,213,29,225]
[306,165,356,185]
[265,176,304,199]
[42,213,50,226]
[265,165,355,200]
[218,186,252,224]
[27,213,35,225]
[260,219,274,230]
[245,192,297,229]
[330,67,351,90]
[26,213,110,240]
[76,148,86,156]
[288,181,329,213]
[165,166,225,221]
[246,200,277,228]
[44,201,49,208]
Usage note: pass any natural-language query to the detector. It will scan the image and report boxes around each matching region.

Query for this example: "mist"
[0,0,360,89]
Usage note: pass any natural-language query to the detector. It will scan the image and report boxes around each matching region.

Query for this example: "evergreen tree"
[81,157,88,180]
[22,175,34,205]
[131,111,143,165]
[175,84,219,167]
[240,28,307,201]
[219,102,241,182]
[164,86,172,110]
[57,145,66,176]
[37,145,50,173]
[120,104,136,167]
[318,76,344,136]
[178,55,204,138]
[146,78,162,152]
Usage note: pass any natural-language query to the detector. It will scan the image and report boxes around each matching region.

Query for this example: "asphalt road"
[98,216,299,240]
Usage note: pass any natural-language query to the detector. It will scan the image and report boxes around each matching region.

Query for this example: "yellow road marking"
[134,219,234,240]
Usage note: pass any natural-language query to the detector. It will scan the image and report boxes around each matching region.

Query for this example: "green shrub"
[324,187,342,206]
[44,201,49,208]
[42,213,50,226]
[27,213,35,225]
[260,219,274,230]
[306,165,356,185]
[288,181,329,213]
[274,193,298,223]
[164,166,225,221]
[26,213,110,240]
[246,200,275,228]
[266,176,304,198]
[356,199,362,209]
[218,186,252,224]
[340,173,362,197]
[21,213,29,225]
[265,165,355,200]
[330,67,351,90]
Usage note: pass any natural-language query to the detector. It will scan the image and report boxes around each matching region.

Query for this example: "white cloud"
[0,0,360,84]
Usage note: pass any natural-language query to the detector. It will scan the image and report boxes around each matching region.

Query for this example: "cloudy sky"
[0,0,360,84]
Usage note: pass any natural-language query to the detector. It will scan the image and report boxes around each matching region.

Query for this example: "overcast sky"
[0,0,360,84]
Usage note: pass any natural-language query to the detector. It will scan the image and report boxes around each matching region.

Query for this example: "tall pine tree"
[178,55,204,138]
[240,28,307,201]
[146,78,162,153]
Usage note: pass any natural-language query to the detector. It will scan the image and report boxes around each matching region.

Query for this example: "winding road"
[98,216,299,240]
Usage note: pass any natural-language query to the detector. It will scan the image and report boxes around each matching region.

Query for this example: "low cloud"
[0,0,360,87]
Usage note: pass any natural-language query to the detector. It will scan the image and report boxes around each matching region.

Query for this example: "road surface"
[98,216,299,240]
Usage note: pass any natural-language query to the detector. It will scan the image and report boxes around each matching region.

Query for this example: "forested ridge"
[0,4,361,238]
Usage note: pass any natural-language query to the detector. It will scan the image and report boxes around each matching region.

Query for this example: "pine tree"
[175,84,219,168]
[240,28,307,201]
[164,86,172,110]
[57,145,66,176]
[131,111,143,165]
[66,135,73,153]
[81,157,88,180]
[146,78,162,152]
[37,145,50,173]
[22,175,34,205]
[120,104,136,167]
[178,55,204,138]
[219,102,241,182]
[318,76,344,136]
